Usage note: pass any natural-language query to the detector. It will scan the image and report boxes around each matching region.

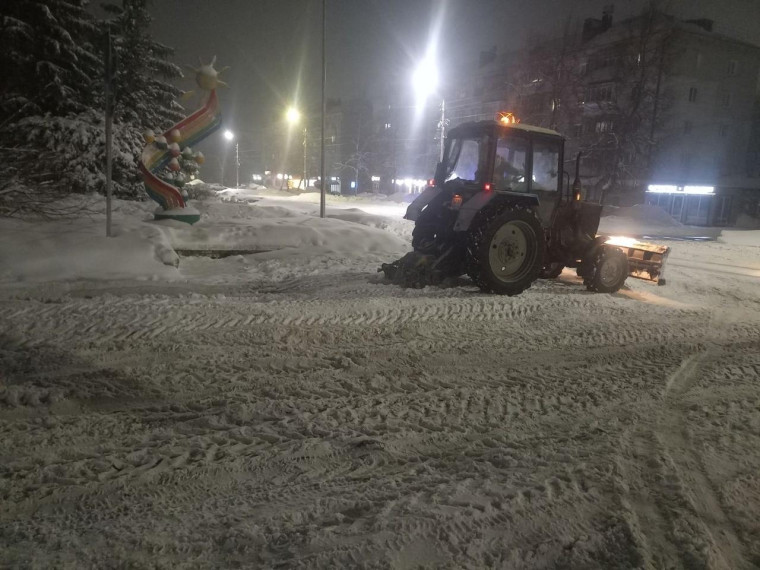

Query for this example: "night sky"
[148,0,760,145]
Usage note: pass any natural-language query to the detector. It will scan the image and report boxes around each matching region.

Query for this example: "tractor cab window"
[493,135,528,192]
[532,139,561,192]
[444,137,487,183]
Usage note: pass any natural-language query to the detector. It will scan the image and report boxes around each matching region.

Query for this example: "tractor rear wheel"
[469,208,545,296]
[584,245,628,293]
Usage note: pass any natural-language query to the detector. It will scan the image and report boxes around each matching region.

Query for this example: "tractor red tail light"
[484,183,492,192]
[451,194,463,208]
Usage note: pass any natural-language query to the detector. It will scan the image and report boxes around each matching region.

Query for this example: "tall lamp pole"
[320,0,326,218]
[439,98,446,161]
[413,55,445,166]
[285,107,302,188]
[302,127,308,189]
[223,129,236,187]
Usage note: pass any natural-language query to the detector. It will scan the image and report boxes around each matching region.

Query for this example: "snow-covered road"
[2,247,760,568]
[2,192,760,568]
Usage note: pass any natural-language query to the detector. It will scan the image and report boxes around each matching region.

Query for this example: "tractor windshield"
[493,135,529,192]
[532,139,561,192]
[443,136,489,184]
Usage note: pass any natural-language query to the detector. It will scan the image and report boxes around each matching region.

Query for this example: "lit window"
[688,87,698,102]
[595,120,613,133]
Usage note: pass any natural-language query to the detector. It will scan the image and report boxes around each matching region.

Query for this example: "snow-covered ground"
[2,188,760,568]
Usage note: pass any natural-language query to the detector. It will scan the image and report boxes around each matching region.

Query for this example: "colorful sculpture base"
[154,206,201,225]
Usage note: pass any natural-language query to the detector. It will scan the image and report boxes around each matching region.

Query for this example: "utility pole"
[439,98,446,161]
[303,127,307,189]
[235,142,239,188]
[320,0,327,217]
[104,29,115,237]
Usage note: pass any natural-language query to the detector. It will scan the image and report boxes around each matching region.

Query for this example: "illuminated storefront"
[645,184,733,226]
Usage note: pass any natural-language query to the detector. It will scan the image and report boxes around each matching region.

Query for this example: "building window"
[728,59,738,75]
[384,123,391,130]
[688,87,698,102]
[587,84,615,103]
[595,120,613,133]
[684,121,693,134]
[573,124,583,137]
[722,92,732,108]
[719,124,729,137]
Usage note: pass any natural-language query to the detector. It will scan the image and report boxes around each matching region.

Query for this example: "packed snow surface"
[2,189,760,568]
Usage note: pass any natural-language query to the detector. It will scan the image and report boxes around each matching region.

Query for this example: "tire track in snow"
[617,349,754,570]
[1,277,701,336]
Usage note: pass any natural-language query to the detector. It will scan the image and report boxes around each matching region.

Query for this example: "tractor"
[380,116,669,295]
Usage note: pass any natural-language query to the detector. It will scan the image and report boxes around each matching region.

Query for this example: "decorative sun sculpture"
[191,56,230,91]
[139,57,228,224]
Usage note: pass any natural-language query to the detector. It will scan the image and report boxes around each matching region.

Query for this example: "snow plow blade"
[379,252,444,288]
[604,237,670,285]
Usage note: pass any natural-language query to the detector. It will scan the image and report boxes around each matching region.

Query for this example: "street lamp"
[285,106,307,189]
[413,57,446,161]
[223,129,239,188]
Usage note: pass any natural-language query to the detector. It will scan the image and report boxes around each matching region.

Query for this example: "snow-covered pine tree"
[0,0,100,119]
[0,0,108,214]
[100,0,184,129]
[0,0,186,213]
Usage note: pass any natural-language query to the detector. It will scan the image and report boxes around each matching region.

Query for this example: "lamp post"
[413,57,446,161]
[223,129,238,188]
[285,106,307,189]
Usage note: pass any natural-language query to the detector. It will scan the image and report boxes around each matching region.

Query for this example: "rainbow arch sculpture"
[139,58,227,224]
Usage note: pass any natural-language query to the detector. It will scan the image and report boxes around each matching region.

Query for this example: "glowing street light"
[412,58,439,105]
[285,107,301,125]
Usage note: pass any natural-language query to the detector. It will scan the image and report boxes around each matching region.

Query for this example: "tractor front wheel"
[469,208,545,296]
[540,262,564,279]
[584,245,628,293]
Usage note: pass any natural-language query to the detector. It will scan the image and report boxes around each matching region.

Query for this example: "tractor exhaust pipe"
[572,152,582,202]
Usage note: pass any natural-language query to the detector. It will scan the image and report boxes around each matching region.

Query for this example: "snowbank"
[0,192,410,285]
[0,217,179,283]
[718,229,760,247]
